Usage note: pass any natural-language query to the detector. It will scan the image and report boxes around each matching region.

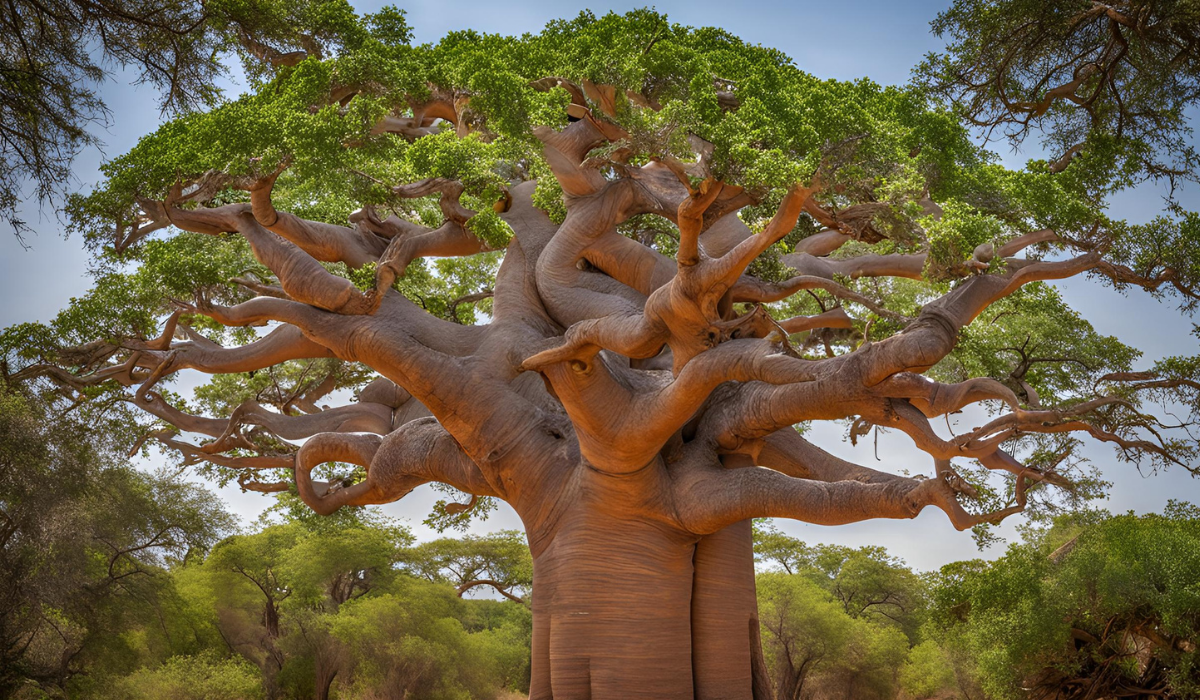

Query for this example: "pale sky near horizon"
[0,0,1197,572]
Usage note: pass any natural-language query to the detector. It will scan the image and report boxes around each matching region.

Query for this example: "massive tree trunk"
[526,481,764,699]
[529,504,698,697]
[692,520,772,700]
[517,444,925,700]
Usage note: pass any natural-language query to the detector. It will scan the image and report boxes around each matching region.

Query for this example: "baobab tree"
[4,5,1199,699]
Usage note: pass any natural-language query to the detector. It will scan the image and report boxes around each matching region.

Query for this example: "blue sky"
[1,0,1197,571]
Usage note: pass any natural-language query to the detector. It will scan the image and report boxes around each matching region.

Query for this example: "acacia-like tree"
[4,5,1200,698]
[0,0,373,240]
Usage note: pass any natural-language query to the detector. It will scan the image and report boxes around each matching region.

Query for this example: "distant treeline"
[3,387,1199,700]
[753,506,1200,700]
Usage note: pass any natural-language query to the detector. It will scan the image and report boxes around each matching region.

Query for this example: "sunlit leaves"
[920,202,1002,279]
[926,508,1200,699]
[1104,212,1200,312]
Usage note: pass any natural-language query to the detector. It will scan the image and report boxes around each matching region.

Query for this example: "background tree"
[328,578,530,700]
[3,4,1199,697]
[405,530,533,605]
[897,638,960,700]
[755,523,926,640]
[924,503,1200,699]
[1,0,410,245]
[0,385,234,698]
[754,524,923,700]
[920,0,1200,191]
[0,0,377,243]
[191,506,530,700]
[198,508,404,699]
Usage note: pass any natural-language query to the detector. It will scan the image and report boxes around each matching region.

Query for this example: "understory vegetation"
[755,512,1200,700]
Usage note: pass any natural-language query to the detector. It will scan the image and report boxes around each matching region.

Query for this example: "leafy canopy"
[4,4,1198,542]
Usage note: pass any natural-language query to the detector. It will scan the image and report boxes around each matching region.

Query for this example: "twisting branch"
[238,159,390,269]
[670,442,983,534]
[125,323,336,381]
[525,180,818,375]
[871,373,1023,417]
[365,178,503,301]
[744,427,926,486]
[929,458,1031,529]
[944,396,1195,471]
[778,307,854,334]
[533,119,611,197]
[202,399,394,454]
[537,338,818,472]
[238,474,291,494]
[692,251,1182,488]
[154,199,380,314]
[143,430,294,471]
[742,275,910,322]
[295,418,498,516]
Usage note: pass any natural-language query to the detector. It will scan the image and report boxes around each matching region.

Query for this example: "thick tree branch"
[238,161,388,268]
[295,417,498,515]
[527,181,816,375]
[537,338,817,472]
[670,443,979,534]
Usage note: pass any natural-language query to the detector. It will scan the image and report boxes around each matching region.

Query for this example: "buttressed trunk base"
[528,509,764,699]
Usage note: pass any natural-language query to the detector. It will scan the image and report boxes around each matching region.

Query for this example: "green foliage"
[63,6,1014,266]
[922,201,1003,280]
[183,511,530,698]
[920,0,1200,190]
[754,523,926,640]
[898,639,957,699]
[757,511,1200,699]
[758,571,911,700]
[926,507,1200,699]
[364,5,412,47]
[137,233,262,302]
[1106,212,1200,314]
[0,386,235,698]
[405,530,533,603]
[207,0,368,83]
[331,579,529,699]
[191,357,363,417]
[466,209,515,249]
[99,653,264,700]
[387,252,503,324]
[284,520,411,606]
[942,282,1140,407]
